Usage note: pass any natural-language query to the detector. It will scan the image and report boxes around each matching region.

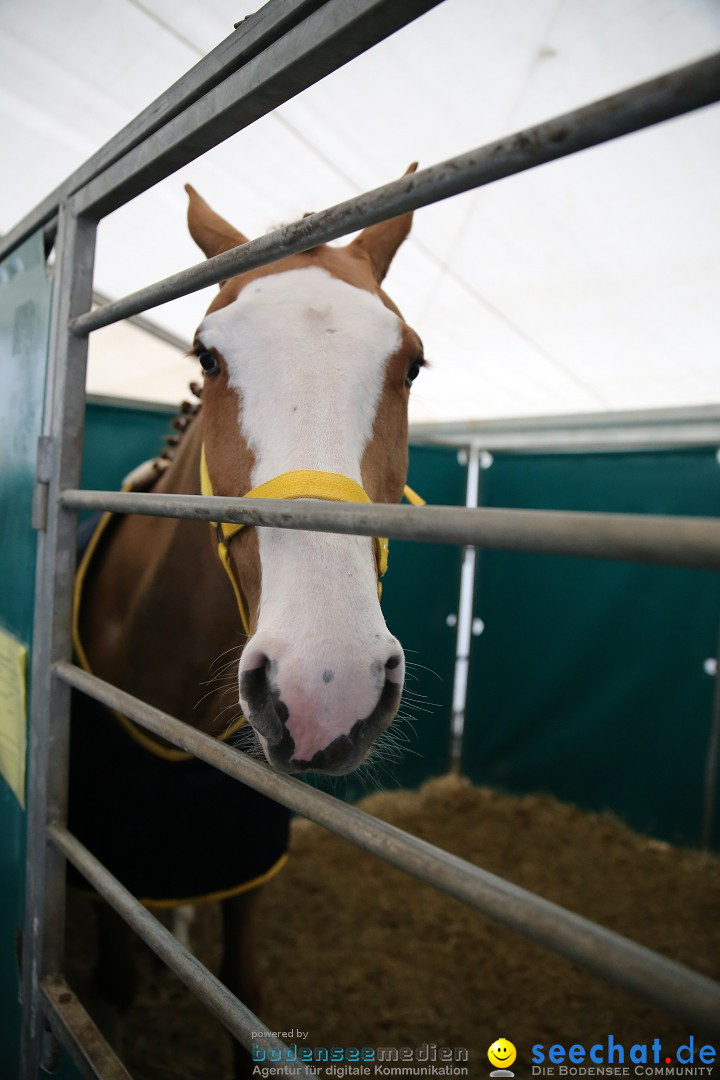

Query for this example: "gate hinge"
[32,435,53,531]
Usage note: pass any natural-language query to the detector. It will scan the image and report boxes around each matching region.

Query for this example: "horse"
[67,169,424,1076]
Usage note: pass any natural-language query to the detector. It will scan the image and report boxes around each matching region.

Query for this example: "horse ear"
[350,163,417,283]
[185,184,249,260]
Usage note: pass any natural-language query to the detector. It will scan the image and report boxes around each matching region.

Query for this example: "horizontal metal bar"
[71,0,442,223]
[54,660,720,1035]
[41,977,132,1080]
[47,822,317,1079]
[0,0,343,261]
[60,488,720,570]
[71,52,720,334]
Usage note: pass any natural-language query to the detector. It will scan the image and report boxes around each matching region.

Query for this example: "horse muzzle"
[238,645,404,775]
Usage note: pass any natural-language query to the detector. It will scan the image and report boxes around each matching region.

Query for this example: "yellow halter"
[71,448,423,765]
[200,445,424,635]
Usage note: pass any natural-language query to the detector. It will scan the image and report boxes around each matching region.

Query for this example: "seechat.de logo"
[530,1035,717,1075]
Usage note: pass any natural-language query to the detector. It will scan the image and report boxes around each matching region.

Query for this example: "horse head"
[186,172,423,775]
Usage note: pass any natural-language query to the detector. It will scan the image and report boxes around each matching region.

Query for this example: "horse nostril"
[240,659,269,712]
[240,652,279,717]
[240,655,294,757]
[385,654,402,671]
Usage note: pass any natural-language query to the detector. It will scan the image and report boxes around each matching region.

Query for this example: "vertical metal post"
[702,619,720,849]
[21,201,96,1078]
[448,443,483,773]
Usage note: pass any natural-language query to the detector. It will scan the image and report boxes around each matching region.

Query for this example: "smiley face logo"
[488,1038,517,1073]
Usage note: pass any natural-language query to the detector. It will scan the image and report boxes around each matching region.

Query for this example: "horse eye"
[197,350,221,377]
[405,359,422,389]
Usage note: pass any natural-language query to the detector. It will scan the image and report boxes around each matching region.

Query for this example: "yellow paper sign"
[0,628,28,808]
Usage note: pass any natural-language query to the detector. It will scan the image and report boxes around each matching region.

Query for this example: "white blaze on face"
[199,267,405,767]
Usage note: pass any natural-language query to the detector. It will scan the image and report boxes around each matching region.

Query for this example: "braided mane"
[122,379,204,493]
[156,379,203,467]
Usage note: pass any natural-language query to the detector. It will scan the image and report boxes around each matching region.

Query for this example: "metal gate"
[4,1,720,1076]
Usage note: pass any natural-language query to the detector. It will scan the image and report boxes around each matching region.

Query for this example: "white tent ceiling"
[2,0,719,423]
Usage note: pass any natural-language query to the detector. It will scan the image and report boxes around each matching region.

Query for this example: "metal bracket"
[446,613,485,636]
[32,435,53,531]
[40,1021,61,1074]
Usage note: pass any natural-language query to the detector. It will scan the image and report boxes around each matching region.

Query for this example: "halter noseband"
[200,444,423,635]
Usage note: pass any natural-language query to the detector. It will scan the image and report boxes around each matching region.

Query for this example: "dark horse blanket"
[68,513,291,906]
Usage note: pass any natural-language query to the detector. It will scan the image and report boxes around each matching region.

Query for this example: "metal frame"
[16,1,720,1075]
[409,404,720,453]
[0,0,442,261]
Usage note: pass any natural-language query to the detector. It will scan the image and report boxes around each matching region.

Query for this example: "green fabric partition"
[81,398,175,492]
[375,444,465,788]
[463,448,720,850]
[79,403,720,849]
[0,233,52,1079]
